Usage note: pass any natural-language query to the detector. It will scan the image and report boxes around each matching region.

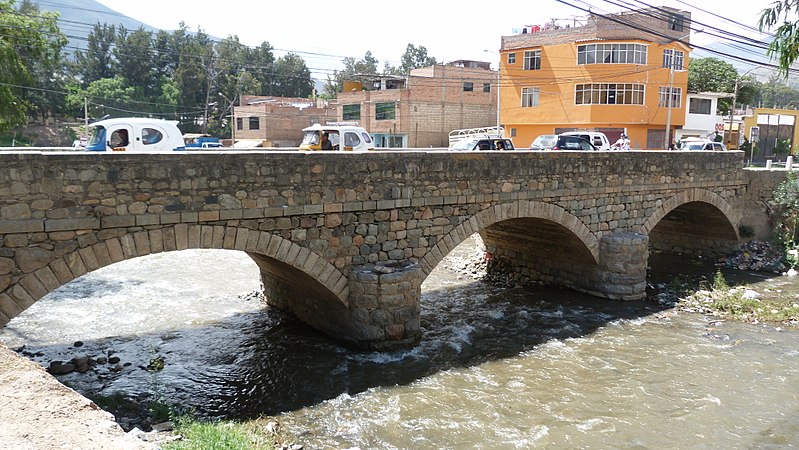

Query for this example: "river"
[2,237,799,448]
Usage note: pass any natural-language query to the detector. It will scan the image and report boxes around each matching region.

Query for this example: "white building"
[676,92,732,143]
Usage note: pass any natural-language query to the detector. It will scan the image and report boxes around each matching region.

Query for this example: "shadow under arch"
[640,189,740,256]
[1,225,349,327]
[420,200,600,288]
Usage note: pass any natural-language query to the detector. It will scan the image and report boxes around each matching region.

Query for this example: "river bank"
[2,238,798,449]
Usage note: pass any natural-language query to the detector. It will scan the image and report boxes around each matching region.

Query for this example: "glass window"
[248,117,259,130]
[575,83,645,105]
[663,49,684,70]
[236,118,243,130]
[343,104,361,121]
[521,87,540,107]
[463,82,474,92]
[483,83,491,93]
[577,43,647,65]
[523,50,541,70]
[689,98,712,115]
[669,13,685,31]
[361,132,372,143]
[659,87,682,108]
[344,132,361,147]
[141,128,163,145]
[508,53,516,64]
[375,102,396,120]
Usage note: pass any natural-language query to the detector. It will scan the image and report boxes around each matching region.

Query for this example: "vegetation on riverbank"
[671,269,799,326]
[162,416,284,450]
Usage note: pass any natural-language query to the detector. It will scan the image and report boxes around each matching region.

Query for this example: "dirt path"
[0,343,154,450]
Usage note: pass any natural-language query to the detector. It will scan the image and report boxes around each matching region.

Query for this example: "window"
[577,43,647,65]
[689,98,712,115]
[510,128,517,137]
[521,87,540,107]
[668,13,685,31]
[343,104,361,121]
[508,53,516,64]
[249,117,259,130]
[575,83,645,105]
[463,82,474,92]
[483,83,491,93]
[659,87,682,108]
[236,118,243,131]
[523,50,541,70]
[141,128,163,145]
[375,102,396,120]
[663,49,684,70]
[344,132,361,147]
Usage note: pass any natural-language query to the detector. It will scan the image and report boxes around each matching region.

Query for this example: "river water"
[2,238,799,448]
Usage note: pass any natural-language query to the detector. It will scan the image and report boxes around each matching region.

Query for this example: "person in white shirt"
[613,133,630,150]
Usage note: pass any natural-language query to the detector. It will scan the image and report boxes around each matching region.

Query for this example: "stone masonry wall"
[0,150,748,346]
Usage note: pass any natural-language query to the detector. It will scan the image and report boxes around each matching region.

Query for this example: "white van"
[85,118,186,152]
[559,131,611,151]
[299,123,375,151]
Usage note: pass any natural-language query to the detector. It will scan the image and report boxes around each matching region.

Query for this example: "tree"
[759,0,799,77]
[325,51,379,96]
[688,57,756,114]
[73,23,116,85]
[273,53,313,97]
[0,0,66,132]
[398,44,437,75]
[113,26,157,97]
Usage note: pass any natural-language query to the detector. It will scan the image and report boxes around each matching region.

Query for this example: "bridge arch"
[0,224,348,326]
[420,200,600,278]
[640,188,740,255]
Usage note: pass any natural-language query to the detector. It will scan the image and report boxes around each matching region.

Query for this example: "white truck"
[84,117,186,152]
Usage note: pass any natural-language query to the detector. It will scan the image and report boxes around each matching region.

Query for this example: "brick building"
[233,96,336,147]
[335,63,497,148]
[500,6,693,149]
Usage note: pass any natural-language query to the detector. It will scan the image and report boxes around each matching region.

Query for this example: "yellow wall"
[742,108,799,156]
[500,40,689,149]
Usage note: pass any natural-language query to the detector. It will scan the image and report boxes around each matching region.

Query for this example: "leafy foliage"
[769,171,799,266]
[759,0,799,77]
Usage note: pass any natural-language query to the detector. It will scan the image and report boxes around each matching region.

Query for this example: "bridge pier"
[590,231,649,301]
[258,258,421,351]
[485,230,648,301]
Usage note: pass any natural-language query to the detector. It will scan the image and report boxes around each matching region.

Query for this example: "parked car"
[559,131,611,150]
[678,138,727,151]
[449,137,516,151]
[299,123,375,151]
[530,134,558,150]
[84,118,186,152]
[551,135,597,151]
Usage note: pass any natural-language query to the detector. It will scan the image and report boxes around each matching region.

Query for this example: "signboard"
[715,123,724,132]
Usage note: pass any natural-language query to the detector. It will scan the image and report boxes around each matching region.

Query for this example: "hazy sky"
[96,0,776,76]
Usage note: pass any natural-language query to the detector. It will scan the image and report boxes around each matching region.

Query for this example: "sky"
[96,0,779,78]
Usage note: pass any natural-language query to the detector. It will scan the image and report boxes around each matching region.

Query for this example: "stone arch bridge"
[0,150,761,350]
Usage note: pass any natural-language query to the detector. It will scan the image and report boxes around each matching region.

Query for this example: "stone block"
[18,274,47,300]
[0,220,43,234]
[78,246,100,271]
[148,229,164,254]
[136,215,160,226]
[119,234,137,259]
[105,238,124,263]
[15,247,53,273]
[91,242,112,268]
[187,225,201,249]
[174,223,189,250]
[223,227,237,249]
[49,258,73,284]
[133,231,151,256]
[65,251,87,278]
[0,293,20,321]
[234,227,249,251]
[200,225,214,248]
[199,211,220,222]
[45,218,100,232]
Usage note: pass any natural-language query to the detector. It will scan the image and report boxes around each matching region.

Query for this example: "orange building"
[500,7,693,149]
